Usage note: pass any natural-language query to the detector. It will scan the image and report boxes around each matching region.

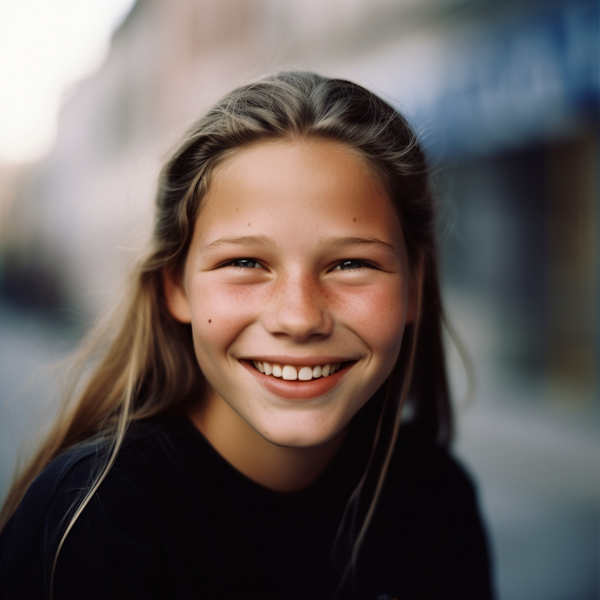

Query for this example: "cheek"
[187,279,262,351]
[330,283,407,357]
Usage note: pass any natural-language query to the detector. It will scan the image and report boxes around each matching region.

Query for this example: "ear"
[405,261,424,324]
[162,268,192,323]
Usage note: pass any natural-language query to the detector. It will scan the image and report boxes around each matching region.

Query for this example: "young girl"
[0,71,493,600]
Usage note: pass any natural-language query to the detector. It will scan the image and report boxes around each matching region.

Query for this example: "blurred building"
[0,0,598,598]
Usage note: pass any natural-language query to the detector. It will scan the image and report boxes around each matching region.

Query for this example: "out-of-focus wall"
[0,1,598,599]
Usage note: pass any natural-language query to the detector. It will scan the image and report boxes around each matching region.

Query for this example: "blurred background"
[0,0,598,598]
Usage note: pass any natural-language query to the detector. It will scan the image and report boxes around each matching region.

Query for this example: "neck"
[190,390,347,493]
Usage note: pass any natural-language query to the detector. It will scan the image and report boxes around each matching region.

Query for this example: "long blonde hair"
[1,72,451,583]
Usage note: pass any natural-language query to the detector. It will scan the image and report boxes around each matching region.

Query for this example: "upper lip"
[239,355,358,367]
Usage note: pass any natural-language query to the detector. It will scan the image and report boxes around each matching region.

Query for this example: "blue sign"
[407,0,599,159]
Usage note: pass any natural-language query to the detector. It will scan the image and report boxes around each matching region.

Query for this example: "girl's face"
[166,138,416,449]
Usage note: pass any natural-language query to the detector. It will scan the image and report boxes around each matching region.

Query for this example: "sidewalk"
[455,390,599,600]
[0,301,76,502]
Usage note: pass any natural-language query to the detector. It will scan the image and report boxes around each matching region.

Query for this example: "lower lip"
[241,361,354,400]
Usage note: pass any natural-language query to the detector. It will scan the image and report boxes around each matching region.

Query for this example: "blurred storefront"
[334,0,599,404]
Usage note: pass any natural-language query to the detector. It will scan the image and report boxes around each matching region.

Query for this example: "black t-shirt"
[0,415,494,600]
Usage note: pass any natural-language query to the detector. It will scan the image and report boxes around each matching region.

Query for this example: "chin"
[257,416,348,450]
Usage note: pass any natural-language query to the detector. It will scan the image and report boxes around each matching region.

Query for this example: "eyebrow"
[199,235,396,254]
[198,235,276,253]
[324,236,397,252]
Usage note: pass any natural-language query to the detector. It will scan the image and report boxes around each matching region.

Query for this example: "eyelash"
[332,259,371,271]
[225,258,373,271]
[228,258,263,269]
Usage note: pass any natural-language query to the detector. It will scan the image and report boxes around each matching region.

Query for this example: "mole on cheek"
[208,319,212,323]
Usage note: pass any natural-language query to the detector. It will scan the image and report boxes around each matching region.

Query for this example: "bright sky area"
[0,0,136,163]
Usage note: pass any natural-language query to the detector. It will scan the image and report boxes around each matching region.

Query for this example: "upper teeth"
[252,361,342,380]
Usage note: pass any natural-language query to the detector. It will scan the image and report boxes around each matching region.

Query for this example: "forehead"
[195,138,403,247]
[211,137,385,193]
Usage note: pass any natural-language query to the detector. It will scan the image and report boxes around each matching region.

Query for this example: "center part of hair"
[252,361,342,381]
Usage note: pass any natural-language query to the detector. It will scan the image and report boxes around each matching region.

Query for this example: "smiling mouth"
[251,360,349,381]
[242,359,355,400]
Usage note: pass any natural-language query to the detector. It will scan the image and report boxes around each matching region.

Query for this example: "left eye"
[334,259,367,270]
[230,258,263,269]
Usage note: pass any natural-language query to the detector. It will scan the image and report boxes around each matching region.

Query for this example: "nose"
[263,269,332,341]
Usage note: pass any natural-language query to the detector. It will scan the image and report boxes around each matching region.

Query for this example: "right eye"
[229,258,263,269]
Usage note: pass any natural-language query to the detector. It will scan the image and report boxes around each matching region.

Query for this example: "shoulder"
[371,443,483,535]
[391,442,478,502]
[0,415,208,599]
[359,444,494,599]
[4,415,192,534]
